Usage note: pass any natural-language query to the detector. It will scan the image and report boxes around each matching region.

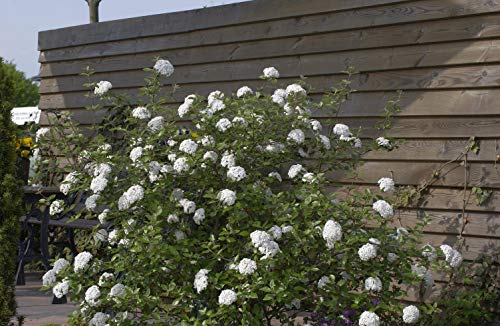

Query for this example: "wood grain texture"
[39,39,500,78]
[332,186,500,213]
[39,11,500,64]
[38,0,500,52]
[39,64,500,94]
[38,0,409,50]
[37,0,500,274]
[327,161,500,188]
[38,88,500,119]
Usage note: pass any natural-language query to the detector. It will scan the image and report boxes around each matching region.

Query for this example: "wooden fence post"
[85,0,102,23]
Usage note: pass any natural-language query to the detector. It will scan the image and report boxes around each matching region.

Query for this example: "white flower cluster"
[60,172,78,195]
[194,269,209,293]
[203,151,218,162]
[49,200,64,216]
[216,118,232,132]
[85,285,101,306]
[85,194,100,211]
[302,172,315,184]
[89,312,109,326]
[271,88,286,107]
[237,86,253,98]
[147,116,164,132]
[94,81,112,96]
[318,135,331,149]
[42,269,56,286]
[193,208,205,225]
[179,139,198,154]
[97,209,109,224]
[421,244,437,261]
[203,90,226,116]
[118,185,144,211]
[53,258,69,273]
[132,106,151,120]
[74,251,93,272]
[310,120,322,131]
[377,177,395,192]
[402,305,420,324]
[372,200,394,218]
[110,283,126,298]
[376,137,392,149]
[333,124,351,137]
[440,244,463,268]
[218,289,237,305]
[53,279,69,298]
[149,161,162,182]
[173,157,190,173]
[359,311,380,326]
[287,129,305,145]
[322,220,342,249]
[285,84,306,98]
[250,230,280,260]
[364,276,382,292]
[218,189,236,206]
[332,123,362,148]
[288,164,303,179]
[221,152,235,168]
[153,59,174,77]
[263,67,279,79]
[90,174,108,193]
[200,135,214,147]
[317,275,333,289]
[232,116,248,127]
[238,258,257,275]
[178,94,196,118]
[227,166,247,182]
[358,243,378,261]
[179,198,196,214]
[98,272,113,286]
[92,163,112,178]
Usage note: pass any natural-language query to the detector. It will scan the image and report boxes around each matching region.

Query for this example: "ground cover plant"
[35,60,488,325]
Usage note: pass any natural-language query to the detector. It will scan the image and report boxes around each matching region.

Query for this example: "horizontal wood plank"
[327,161,500,188]
[38,39,500,89]
[39,64,500,94]
[39,10,500,64]
[38,37,500,79]
[332,186,500,213]
[39,88,500,119]
[396,210,499,238]
[363,139,499,162]
[38,0,409,50]
[326,117,500,138]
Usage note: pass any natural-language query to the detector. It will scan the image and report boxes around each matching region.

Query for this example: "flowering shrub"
[37,60,464,325]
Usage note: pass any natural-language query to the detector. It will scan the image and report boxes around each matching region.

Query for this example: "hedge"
[0,57,23,323]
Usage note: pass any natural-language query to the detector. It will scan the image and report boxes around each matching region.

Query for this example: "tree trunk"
[85,0,102,23]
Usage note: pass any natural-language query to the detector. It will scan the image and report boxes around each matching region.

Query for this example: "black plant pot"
[17,157,30,185]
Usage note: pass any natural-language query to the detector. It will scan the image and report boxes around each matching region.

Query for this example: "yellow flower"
[15,141,21,151]
[21,137,34,148]
[21,150,30,158]
[190,132,199,139]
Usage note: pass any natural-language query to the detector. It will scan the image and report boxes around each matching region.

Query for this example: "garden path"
[13,272,75,326]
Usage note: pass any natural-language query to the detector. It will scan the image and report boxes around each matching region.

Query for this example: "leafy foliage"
[36,62,467,325]
[0,58,23,323]
[1,60,39,107]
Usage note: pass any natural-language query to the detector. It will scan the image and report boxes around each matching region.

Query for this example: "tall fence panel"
[38,0,499,289]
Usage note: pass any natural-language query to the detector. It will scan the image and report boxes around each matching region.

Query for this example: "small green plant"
[471,187,492,205]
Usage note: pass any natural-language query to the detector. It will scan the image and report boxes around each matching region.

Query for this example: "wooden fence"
[38,0,499,275]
